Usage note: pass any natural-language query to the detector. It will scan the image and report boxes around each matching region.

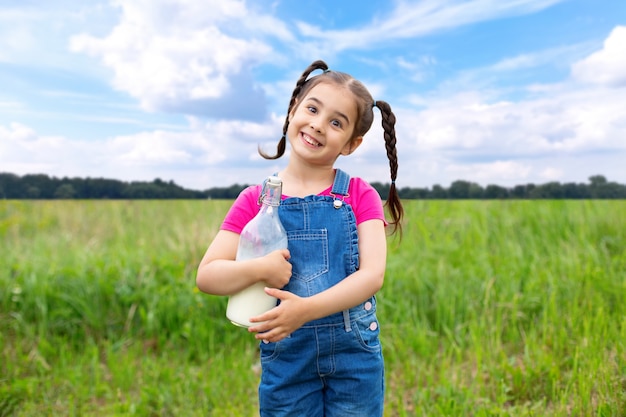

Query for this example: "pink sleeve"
[349,178,386,225]
[221,185,262,234]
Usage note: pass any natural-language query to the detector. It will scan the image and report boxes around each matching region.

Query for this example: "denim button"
[369,322,378,331]
[364,301,372,311]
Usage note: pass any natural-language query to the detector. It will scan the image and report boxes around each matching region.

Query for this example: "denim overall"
[258,169,384,417]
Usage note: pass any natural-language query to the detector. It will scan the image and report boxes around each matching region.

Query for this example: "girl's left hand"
[248,288,308,343]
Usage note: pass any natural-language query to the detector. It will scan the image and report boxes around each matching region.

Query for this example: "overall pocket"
[287,229,329,282]
[352,311,382,352]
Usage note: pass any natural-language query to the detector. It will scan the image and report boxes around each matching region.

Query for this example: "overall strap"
[331,168,354,332]
[330,169,350,196]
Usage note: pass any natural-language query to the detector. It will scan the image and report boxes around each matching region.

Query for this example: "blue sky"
[1,0,625,190]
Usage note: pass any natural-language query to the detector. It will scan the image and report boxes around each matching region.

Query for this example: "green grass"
[1,200,625,416]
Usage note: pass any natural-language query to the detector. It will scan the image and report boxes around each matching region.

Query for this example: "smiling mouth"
[301,132,322,147]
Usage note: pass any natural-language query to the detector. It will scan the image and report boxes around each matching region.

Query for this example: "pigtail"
[258,60,329,159]
[374,100,404,236]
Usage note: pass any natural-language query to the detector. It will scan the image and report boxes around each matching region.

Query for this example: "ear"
[341,136,363,156]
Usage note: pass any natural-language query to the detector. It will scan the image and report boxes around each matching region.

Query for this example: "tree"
[26,186,41,198]
[431,184,447,199]
[23,174,55,198]
[0,173,21,198]
[561,182,590,199]
[468,183,485,199]
[588,175,626,198]
[399,187,429,199]
[87,178,126,198]
[54,184,77,199]
[484,184,509,199]
[529,182,564,199]
[440,180,484,198]
[510,185,528,198]
[589,175,607,186]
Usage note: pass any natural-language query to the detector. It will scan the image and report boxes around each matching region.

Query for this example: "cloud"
[392,25,626,186]
[12,20,621,190]
[296,0,566,52]
[0,115,284,189]
[0,122,90,174]
[446,160,533,183]
[410,86,626,155]
[69,0,290,120]
[3,1,625,191]
[571,25,626,87]
[65,0,571,121]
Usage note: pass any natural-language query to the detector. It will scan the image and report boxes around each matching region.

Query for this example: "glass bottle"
[226,176,288,327]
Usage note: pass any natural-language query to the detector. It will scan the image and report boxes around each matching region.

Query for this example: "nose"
[310,120,323,133]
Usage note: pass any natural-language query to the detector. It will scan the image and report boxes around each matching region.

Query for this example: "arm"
[248,219,386,341]
[195,230,292,295]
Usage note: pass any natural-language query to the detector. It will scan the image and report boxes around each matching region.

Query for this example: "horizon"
[3,170,621,193]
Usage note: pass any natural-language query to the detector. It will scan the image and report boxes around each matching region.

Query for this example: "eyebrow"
[306,97,351,125]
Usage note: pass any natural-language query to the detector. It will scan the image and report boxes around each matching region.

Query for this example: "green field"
[1,200,625,416]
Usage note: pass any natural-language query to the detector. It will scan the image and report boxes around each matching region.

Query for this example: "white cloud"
[69,0,289,119]
[389,25,626,187]
[446,160,533,183]
[571,25,626,87]
[0,115,285,189]
[1,122,38,142]
[0,122,90,174]
[402,84,626,159]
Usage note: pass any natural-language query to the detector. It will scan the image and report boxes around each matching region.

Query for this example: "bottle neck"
[260,181,282,207]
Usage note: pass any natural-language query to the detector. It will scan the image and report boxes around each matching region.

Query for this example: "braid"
[259,60,329,159]
[374,100,404,236]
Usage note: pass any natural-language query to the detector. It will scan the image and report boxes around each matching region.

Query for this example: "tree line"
[372,174,626,199]
[1,172,625,200]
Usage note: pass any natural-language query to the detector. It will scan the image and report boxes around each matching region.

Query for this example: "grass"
[1,199,625,416]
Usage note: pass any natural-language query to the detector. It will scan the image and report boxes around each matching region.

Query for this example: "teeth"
[303,134,321,147]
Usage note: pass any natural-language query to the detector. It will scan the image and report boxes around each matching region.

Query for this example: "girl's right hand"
[261,249,292,288]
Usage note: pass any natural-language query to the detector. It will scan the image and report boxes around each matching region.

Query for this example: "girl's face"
[287,82,363,167]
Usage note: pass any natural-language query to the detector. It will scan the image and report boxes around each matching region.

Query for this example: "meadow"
[1,199,625,416]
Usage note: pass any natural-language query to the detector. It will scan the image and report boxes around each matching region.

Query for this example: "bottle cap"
[259,175,283,206]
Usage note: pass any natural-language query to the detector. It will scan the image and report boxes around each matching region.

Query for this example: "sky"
[1,0,625,190]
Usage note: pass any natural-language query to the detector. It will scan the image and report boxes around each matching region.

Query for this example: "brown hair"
[260,59,403,235]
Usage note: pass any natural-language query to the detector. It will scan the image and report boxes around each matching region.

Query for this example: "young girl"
[196,59,403,416]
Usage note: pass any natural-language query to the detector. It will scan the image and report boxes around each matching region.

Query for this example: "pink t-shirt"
[221,176,386,234]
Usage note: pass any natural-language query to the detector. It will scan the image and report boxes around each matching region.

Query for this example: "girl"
[196,59,403,416]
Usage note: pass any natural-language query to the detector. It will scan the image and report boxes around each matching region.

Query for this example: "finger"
[264,287,277,297]
[255,329,284,343]
[248,316,269,329]
[264,287,289,300]
[248,321,269,334]
[255,331,271,341]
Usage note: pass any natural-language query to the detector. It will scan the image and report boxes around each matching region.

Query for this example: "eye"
[331,119,343,128]
[307,106,317,114]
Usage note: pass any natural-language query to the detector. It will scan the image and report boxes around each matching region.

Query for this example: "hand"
[248,287,308,343]
[260,249,292,289]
